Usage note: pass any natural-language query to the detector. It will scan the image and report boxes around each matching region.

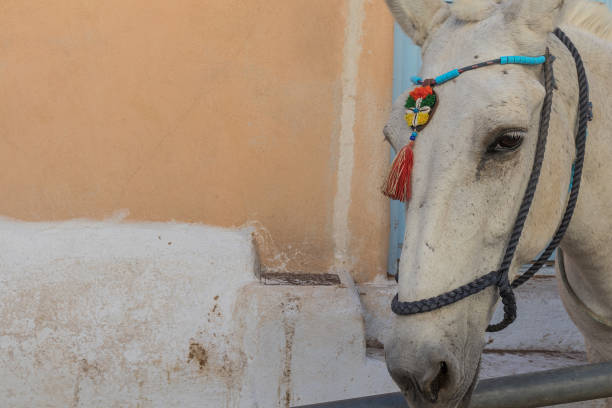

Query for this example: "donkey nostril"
[387,357,453,403]
[423,361,449,403]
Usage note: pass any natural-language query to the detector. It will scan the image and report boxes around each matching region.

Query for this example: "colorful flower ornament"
[382,84,437,202]
[382,54,547,203]
[405,85,436,128]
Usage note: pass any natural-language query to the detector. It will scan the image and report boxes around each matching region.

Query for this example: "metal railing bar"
[293,361,612,408]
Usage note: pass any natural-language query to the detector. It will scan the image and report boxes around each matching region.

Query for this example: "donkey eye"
[488,130,525,153]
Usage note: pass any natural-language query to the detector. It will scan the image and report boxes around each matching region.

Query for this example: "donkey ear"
[504,0,565,38]
[385,0,450,46]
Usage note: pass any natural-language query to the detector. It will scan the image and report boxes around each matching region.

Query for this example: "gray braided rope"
[392,28,590,332]
[511,28,590,289]
[485,46,556,332]
[391,271,500,315]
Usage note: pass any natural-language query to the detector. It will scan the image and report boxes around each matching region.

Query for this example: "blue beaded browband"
[382,54,548,203]
[410,55,546,86]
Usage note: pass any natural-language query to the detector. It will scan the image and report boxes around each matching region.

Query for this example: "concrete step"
[0,219,399,407]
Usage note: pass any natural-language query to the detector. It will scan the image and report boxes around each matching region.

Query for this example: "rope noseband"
[390,28,591,332]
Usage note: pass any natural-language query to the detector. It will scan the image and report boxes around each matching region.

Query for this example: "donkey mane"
[563,0,612,42]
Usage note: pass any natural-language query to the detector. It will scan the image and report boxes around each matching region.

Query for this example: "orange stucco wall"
[0,1,394,282]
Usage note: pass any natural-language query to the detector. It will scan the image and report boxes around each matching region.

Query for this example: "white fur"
[443,0,612,40]
[452,0,612,40]
[383,1,612,407]
[385,0,450,46]
[564,0,612,41]
[451,0,500,22]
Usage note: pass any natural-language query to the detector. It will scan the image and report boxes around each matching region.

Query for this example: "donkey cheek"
[474,153,521,181]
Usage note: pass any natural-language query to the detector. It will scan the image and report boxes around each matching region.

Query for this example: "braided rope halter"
[389,28,591,332]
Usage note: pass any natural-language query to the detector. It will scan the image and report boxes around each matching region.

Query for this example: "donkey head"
[383,0,575,406]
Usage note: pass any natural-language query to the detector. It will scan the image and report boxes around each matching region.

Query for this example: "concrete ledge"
[0,220,260,407]
[0,219,396,407]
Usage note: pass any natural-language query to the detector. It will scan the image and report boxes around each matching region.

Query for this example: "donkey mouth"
[401,359,481,408]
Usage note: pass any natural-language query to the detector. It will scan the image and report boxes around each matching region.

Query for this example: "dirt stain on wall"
[278,295,300,408]
[188,342,208,370]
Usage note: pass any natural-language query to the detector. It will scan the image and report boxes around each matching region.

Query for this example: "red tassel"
[382,141,414,202]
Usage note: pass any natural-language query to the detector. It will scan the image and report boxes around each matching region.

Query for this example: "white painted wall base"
[0,220,396,407]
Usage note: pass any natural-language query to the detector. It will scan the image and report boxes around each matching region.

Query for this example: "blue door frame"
[387,0,611,276]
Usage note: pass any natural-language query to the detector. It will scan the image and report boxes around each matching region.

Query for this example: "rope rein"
[511,28,589,289]
[391,28,591,332]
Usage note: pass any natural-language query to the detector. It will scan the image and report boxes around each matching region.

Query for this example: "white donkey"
[382,0,612,407]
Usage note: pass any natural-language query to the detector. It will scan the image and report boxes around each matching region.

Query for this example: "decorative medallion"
[382,85,438,202]
[404,85,436,131]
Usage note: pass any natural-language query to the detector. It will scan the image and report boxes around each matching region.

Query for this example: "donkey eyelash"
[487,128,527,153]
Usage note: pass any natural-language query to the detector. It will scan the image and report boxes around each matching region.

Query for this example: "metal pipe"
[470,361,612,408]
[293,392,406,408]
[293,361,612,408]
